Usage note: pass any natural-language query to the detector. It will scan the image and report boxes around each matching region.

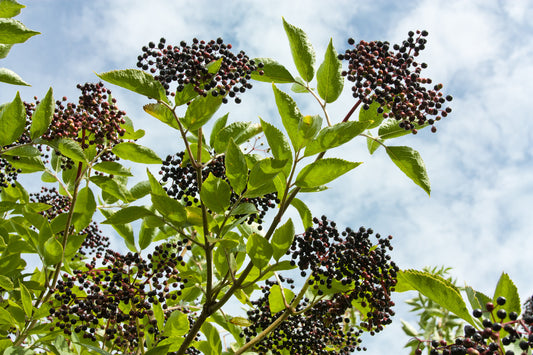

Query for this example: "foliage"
[0,1,476,355]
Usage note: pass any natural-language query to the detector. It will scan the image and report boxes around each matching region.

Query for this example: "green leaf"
[112,142,161,164]
[43,237,62,265]
[229,316,253,327]
[130,180,151,200]
[72,187,95,232]
[163,310,190,337]
[96,69,168,102]
[291,77,308,93]
[100,209,136,252]
[183,94,223,131]
[304,121,369,157]
[197,322,222,355]
[138,219,156,250]
[386,146,430,195]
[174,83,199,106]
[316,39,343,103]
[2,155,44,173]
[56,138,87,162]
[295,158,360,188]
[0,1,24,18]
[73,343,112,355]
[0,91,25,146]
[366,134,382,155]
[29,87,54,139]
[146,168,167,197]
[64,233,86,258]
[260,119,292,164]
[396,269,474,324]
[0,18,39,44]
[90,175,133,203]
[213,121,262,153]
[401,320,419,337]
[0,67,29,86]
[120,115,145,140]
[378,118,428,140]
[209,113,228,148]
[0,275,14,290]
[102,206,154,224]
[0,43,13,58]
[200,173,231,213]
[225,139,248,194]
[92,161,133,176]
[143,103,180,130]
[250,57,295,83]
[151,193,186,224]
[298,114,322,140]
[248,158,285,189]
[359,101,387,129]
[230,203,258,216]
[3,346,36,355]
[268,284,295,314]
[272,84,305,150]
[290,198,312,230]
[271,219,294,261]
[1,145,40,157]
[493,272,521,319]
[19,282,31,317]
[282,18,315,82]
[246,233,273,269]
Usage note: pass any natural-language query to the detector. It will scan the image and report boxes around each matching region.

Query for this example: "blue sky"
[2,0,533,353]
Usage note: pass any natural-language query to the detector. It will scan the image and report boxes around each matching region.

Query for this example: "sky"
[1,0,533,353]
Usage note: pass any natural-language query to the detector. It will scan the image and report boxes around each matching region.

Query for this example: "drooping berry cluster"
[159,151,278,225]
[49,243,196,353]
[38,82,127,163]
[339,30,452,133]
[136,37,263,103]
[242,277,365,354]
[416,297,533,355]
[290,216,397,333]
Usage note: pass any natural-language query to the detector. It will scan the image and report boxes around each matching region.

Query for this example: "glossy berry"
[496,296,506,306]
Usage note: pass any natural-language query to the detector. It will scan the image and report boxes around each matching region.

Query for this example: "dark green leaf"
[316,39,343,103]
[260,119,292,163]
[214,121,262,153]
[92,161,133,176]
[143,103,180,130]
[214,245,234,277]
[0,275,13,290]
[3,155,44,173]
[0,1,24,18]
[304,121,369,157]
[112,142,161,164]
[268,284,295,314]
[0,18,39,44]
[151,193,186,224]
[282,18,315,82]
[396,269,474,324]
[174,83,199,106]
[272,84,305,150]
[90,175,133,202]
[29,88,53,138]
[197,322,222,355]
[96,69,168,102]
[378,118,428,140]
[102,206,154,224]
[56,138,87,162]
[100,209,136,252]
[43,237,62,265]
[130,180,151,200]
[493,272,521,319]
[0,67,29,86]
[298,114,322,140]
[290,197,312,230]
[359,101,386,129]
[246,233,273,269]
[295,158,360,188]
[230,202,258,216]
[271,219,294,261]
[183,94,223,131]
[19,282,31,317]
[163,310,189,337]
[248,158,285,188]
[386,146,430,195]
[209,113,228,148]
[0,91,25,146]
[200,173,231,213]
[72,187,95,232]
[225,138,247,194]
[1,145,40,157]
[64,233,86,258]
[139,220,156,250]
[250,57,295,83]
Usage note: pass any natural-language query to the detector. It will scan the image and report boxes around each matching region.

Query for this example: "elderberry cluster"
[339,30,452,133]
[159,151,279,225]
[49,243,195,353]
[242,277,365,354]
[416,297,533,355]
[136,37,263,102]
[0,157,21,189]
[290,216,397,332]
